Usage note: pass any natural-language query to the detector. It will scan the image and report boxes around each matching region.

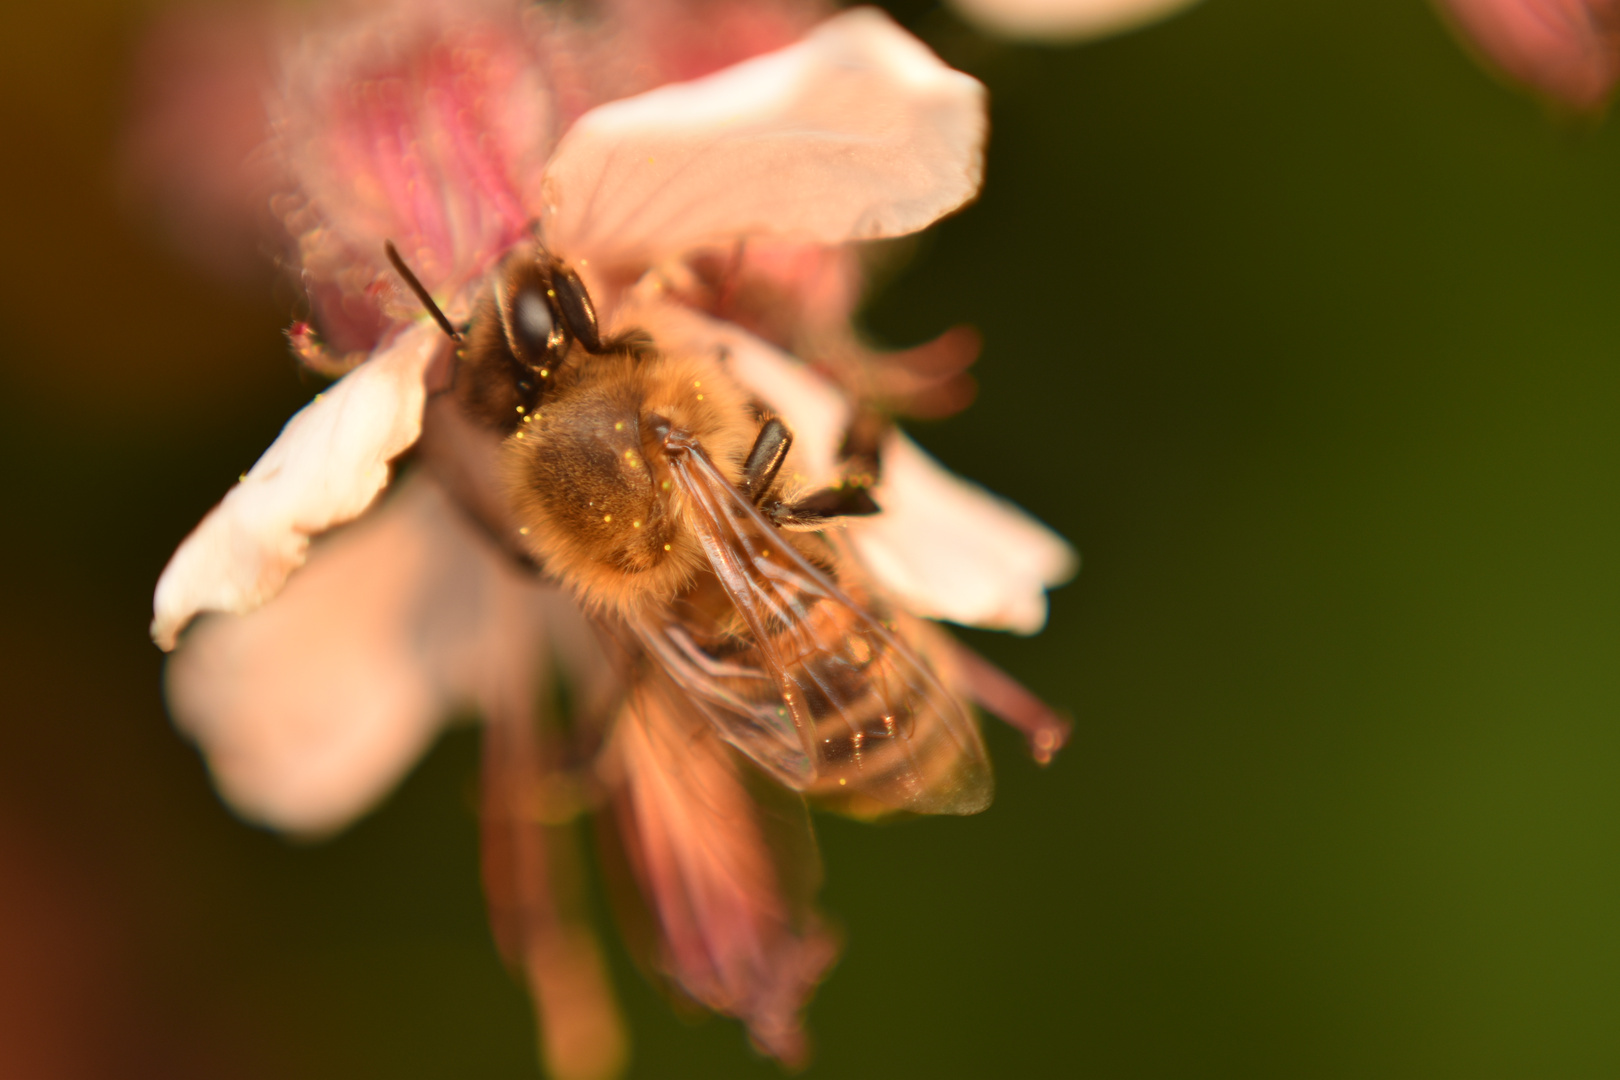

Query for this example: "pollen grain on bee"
[603,514,613,523]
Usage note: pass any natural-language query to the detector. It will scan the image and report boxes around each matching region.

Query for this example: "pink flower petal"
[1436,0,1620,109]
[676,240,865,346]
[611,688,836,1065]
[951,0,1203,41]
[482,680,627,1080]
[274,0,556,326]
[847,432,1076,634]
[593,0,828,84]
[165,475,559,834]
[542,7,985,269]
[151,322,442,651]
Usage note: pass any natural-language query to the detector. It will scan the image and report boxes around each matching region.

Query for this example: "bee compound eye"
[510,284,561,359]
[550,266,603,353]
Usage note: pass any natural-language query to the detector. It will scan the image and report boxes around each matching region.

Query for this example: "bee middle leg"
[747,407,887,529]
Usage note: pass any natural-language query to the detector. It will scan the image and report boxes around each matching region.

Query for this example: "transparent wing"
[633,609,815,789]
[663,435,992,816]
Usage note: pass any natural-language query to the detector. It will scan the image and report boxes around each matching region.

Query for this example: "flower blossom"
[140,1,1075,1074]
[1434,0,1620,110]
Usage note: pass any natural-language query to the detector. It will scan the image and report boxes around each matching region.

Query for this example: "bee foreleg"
[739,416,793,505]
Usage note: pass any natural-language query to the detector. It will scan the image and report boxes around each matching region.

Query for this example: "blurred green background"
[5,0,1620,1076]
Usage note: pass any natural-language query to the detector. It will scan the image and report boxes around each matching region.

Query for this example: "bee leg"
[738,417,793,505]
[766,485,880,528]
[836,406,888,488]
[764,404,890,527]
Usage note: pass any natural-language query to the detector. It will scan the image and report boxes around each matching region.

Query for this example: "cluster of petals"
[143,0,1074,1074]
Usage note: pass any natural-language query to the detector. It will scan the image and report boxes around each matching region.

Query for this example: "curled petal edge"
[151,321,440,651]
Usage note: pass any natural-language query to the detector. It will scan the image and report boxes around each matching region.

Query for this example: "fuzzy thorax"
[505,346,754,617]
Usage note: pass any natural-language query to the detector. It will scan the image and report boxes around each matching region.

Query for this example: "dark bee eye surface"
[511,285,559,358]
[550,265,603,353]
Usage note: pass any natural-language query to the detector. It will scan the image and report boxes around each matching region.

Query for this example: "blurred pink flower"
[1435,0,1620,109]
[139,1,1073,1074]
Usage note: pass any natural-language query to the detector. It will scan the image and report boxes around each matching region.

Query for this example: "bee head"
[451,246,610,431]
[495,249,603,369]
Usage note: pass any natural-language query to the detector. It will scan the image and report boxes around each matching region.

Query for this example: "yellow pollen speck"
[519,526,530,535]
[647,156,655,164]
[614,421,624,432]
[313,393,324,402]
[632,520,641,528]
[693,380,701,388]
[696,394,703,401]
[539,368,549,377]
[516,405,525,414]
[663,543,672,551]
[661,480,670,490]
[238,473,247,483]
[839,778,847,786]
[603,514,612,523]
[761,550,770,559]
[546,288,556,298]
[523,414,532,424]
[515,432,525,439]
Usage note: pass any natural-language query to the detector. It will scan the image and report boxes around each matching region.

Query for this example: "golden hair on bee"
[505,344,757,618]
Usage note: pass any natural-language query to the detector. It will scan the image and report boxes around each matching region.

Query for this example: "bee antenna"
[384,241,462,342]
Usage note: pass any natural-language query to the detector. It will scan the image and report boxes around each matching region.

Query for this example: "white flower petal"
[165,476,559,835]
[847,432,1076,634]
[951,0,1202,42]
[542,7,985,267]
[151,322,441,650]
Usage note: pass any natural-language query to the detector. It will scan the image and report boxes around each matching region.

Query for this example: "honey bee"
[388,240,992,815]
